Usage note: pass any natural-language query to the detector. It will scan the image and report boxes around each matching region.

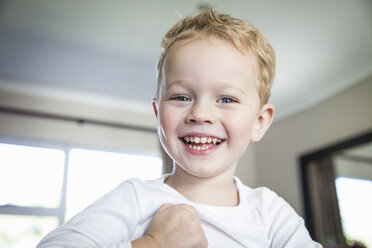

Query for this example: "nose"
[186,101,215,125]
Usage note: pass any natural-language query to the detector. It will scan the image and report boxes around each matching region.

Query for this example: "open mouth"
[180,136,225,151]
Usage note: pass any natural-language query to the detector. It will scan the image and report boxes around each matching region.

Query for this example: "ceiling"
[0,0,371,120]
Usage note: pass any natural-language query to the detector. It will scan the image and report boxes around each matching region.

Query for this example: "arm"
[36,181,140,248]
[37,182,207,248]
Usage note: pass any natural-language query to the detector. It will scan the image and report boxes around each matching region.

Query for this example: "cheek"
[228,115,256,140]
[158,108,179,136]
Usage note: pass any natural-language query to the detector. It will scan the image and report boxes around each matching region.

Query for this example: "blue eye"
[218,97,236,103]
[171,96,191,102]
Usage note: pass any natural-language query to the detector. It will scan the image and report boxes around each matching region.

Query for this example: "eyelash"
[218,97,238,103]
[170,95,191,102]
[170,96,238,103]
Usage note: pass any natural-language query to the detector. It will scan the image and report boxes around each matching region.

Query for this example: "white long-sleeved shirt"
[37,176,322,248]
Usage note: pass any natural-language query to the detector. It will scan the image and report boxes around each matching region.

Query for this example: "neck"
[165,165,239,207]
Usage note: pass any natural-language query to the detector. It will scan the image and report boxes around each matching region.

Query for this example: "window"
[0,142,163,248]
[66,148,162,220]
[0,143,65,248]
[0,215,59,248]
[0,143,65,208]
[335,177,372,247]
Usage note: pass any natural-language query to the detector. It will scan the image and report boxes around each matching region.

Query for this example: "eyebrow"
[167,80,248,96]
[215,83,248,96]
[166,80,189,90]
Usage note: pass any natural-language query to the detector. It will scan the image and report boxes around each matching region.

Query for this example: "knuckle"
[160,203,172,209]
[177,203,196,212]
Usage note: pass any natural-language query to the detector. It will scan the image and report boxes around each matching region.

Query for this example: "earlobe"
[251,104,274,142]
[152,100,158,119]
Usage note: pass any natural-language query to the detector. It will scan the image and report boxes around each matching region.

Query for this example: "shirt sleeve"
[36,180,140,248]
[260,188,323,248]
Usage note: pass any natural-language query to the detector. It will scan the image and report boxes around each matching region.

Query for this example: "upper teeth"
[184,137,221,144]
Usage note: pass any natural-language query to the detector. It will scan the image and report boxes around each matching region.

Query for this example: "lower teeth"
[188,144,213,150]
[184,140,223,151]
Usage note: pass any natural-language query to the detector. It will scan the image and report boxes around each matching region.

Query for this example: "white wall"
[236,143,257,187]
[255,75,372,215]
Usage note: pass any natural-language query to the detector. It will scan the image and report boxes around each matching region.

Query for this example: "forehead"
[163,37,258,90]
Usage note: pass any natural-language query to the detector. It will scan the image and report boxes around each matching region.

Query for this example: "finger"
[200,227,208,247]
[158,203,173,211]
[176,203,197,213]
[201,236,209,248]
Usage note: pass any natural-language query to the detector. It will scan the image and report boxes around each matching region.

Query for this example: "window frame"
[0,135,70,225]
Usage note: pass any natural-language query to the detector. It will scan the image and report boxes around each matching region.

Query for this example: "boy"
[37,9,321,248]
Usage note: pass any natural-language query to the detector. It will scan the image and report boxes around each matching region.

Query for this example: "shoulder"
[120,176,167,196]
[73,177,164,218]
[114,176,175,209]
[66,178,165,237]
[95,177,162,206]
[123,176,163,188]
[236,177,283,211]
[236,178,300,231]
[237,179,321,247]
[249,186,286,210]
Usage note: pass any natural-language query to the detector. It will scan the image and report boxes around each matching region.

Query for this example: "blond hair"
[156,8,276,105]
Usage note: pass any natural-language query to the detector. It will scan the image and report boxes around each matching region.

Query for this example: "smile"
[181,136,225,151]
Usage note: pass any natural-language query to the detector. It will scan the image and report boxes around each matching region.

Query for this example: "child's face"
[154,37,273,179]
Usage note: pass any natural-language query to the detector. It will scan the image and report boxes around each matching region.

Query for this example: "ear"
[251,104,274,142]
[152,100,158,119]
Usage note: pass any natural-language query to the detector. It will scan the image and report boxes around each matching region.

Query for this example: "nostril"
[186,116,196,123]
[186,113,214,124]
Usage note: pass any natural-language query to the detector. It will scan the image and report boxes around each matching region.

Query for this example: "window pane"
[0,215,59,248]
[0,143,65,208]
[335,177,372,247]
[66,148,162,220]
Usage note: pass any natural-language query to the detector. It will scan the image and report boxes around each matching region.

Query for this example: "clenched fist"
[132,204,208,248]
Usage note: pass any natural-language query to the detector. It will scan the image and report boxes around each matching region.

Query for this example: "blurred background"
[0,1,371,247]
